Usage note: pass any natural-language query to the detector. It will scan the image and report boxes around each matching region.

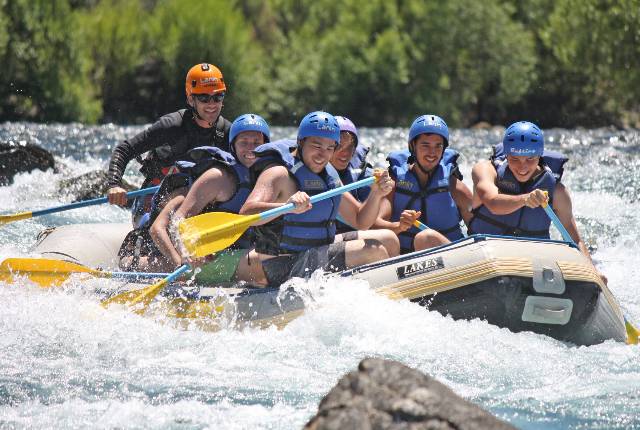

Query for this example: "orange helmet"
[185,63,226,97]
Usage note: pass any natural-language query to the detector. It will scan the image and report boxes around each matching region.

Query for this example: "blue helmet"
[503,121,543,157]
[408,114,449,147]
[297,111,340,145]
[229,113,270,152]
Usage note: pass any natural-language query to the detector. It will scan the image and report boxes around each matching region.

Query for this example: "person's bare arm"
[373,189,424,234]
[339,170,394,229]
[552,184,588,257]
[150,195,186,267]
[336,192,364,228]
[149,169,235,265]
[450,177,473,225]
[174,168,235,219]
[472,160,546,214]
[552,183,607,283]
[239,165,302,225]
[373,194,397,228]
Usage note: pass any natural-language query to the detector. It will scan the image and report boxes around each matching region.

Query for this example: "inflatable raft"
[29,223,635,345]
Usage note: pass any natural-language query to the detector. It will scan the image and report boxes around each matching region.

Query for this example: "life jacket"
[335,145,374,234]
[141,146,253,248]
[388,149,464,254]
[249,138,298,184]
[251,140,343,255]
[468,143,568,238]
[182,146,252,216]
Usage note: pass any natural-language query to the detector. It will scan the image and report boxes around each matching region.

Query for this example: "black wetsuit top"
[107,109,231,187]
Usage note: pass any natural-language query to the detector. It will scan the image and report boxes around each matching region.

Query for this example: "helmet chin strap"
[190,98,215,128]
[414,158,434,176]
[410,143,439,178]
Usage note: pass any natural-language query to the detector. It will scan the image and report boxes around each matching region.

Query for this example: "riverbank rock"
[0,141,56,185]
[57,170,136,202]
[305,358,515,430]
[470,121,494,130]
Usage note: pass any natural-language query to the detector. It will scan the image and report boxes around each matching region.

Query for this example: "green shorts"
[194,249,248,284]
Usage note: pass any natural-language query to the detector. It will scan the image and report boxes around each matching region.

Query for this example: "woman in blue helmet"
[142,114,270,281]
[376,114,473,254]
[330,116,373,202]
[330,116,375,234]
[470,121,606,283]
[233,111,399,288]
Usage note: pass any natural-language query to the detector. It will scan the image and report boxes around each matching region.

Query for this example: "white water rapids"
[0,123,639,429]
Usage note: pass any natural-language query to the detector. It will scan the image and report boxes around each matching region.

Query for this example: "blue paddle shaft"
[415,220,428,231]
[544,197,640,342]
[258,176,376,221]
[111,271,170,279]
[337,214,428,232]
[166,264,191,284]
[542,204,574,245]
[31,186,160,217]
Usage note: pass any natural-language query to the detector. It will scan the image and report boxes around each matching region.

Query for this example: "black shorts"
[261,242,347,288]
[339,230,359,242]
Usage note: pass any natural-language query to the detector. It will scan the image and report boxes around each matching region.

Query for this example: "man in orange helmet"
[106,63,232,226]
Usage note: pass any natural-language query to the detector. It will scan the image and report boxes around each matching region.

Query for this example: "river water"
[0,122,639,429]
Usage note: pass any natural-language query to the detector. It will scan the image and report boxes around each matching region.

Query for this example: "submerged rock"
[470,121,494,130]
[305,358,514,430]
[57,170,136,202]
[0,139,138,204]
[0,141,56,185]
[0,138,138,202]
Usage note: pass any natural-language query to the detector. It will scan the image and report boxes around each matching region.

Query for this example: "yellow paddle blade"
[178,211,261,257]
[101,278,169,315]
[0,212,33,225]
[0,257,101,287]
[626,319,640,345]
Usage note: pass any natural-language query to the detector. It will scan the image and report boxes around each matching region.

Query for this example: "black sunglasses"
[193,92,225,103]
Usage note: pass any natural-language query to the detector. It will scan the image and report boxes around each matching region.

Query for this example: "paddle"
[0,258,169,287]
[413,220,429,231]
[179,176,377,258]
[338,213,428,234]
[542,198,639,345]
[100,264,190,314]
[541,199,573,243]
[0,186,160,225]
[103,175,374,313]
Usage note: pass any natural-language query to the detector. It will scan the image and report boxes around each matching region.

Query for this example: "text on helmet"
[200,77,220,85]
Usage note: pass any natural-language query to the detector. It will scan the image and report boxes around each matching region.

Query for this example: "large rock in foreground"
[306,358,515,430]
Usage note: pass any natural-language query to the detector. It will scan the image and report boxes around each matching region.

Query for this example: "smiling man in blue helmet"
[469,121,606,282]
[235,111,399,288]
[376,114,473,254]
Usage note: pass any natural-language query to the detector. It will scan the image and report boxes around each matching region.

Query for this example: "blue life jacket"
[388,149,464,254]
[143,146,253,248]
[335,144,373,234]
[184,146,252,215]
[142,166,192,228]
[249,139,298,185]
[468,144,568,238]
[252,140,343,255]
